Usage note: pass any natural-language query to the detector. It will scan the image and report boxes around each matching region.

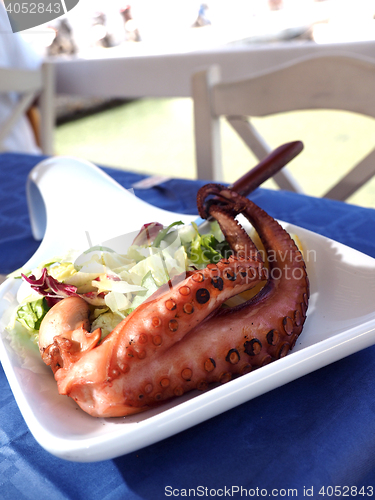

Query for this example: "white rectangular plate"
[1,156,375,462]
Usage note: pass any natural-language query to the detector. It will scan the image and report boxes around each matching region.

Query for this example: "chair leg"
[39,62,55,156]
[192,66,223,181]
[323,148,375,201]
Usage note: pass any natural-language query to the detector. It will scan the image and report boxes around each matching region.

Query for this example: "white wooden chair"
[0,62,55,155]
[192,53,375,201]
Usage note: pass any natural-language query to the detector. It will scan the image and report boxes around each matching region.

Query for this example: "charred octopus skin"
[38,184,309,417]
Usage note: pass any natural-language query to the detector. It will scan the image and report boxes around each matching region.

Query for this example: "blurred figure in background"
[192,3,211,28]
[0,1,42,153]
[268,0,284,9]
[121,5,141,42]
[48,18,77,56]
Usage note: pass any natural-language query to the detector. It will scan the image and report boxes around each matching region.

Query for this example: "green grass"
[55,97,375,208]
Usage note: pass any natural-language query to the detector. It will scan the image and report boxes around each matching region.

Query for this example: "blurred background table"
[51,39,375,99]
[1,152,375,499]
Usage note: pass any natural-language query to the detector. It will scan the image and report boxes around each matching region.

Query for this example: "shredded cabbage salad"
[7,220,232,343]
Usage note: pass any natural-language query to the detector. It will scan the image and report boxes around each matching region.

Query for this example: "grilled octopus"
[39,184,309,417]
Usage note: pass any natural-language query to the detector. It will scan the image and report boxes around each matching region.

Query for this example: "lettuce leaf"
[16,298,50,333]
[187,222,231,267]
[128,271,159,312]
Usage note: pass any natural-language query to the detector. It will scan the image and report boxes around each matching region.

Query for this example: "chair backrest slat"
[212,54,375,118]
[192,53,375,201]
[0,67,43,92]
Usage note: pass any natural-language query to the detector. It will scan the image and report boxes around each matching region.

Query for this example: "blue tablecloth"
[1,152,375,499]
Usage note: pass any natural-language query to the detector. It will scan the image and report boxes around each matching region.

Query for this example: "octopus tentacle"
[38,184,309,417]
[98,186,309,412]
[201,186,309,362]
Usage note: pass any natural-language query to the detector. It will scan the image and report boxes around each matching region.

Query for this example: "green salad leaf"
[128,270,160,312]
[16,298,50,333]
[187,222,231,267]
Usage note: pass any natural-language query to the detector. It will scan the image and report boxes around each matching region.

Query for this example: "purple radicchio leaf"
[21,268,78,307]
[132,222,164,246]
